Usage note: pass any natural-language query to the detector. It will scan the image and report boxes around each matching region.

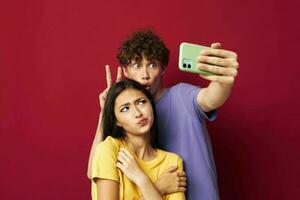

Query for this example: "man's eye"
[149,63,156,68]
[133,63,140,68]
[120,107,129,112]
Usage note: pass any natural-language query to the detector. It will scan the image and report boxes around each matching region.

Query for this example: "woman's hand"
[116,148,148,186]
[155,165,187,195]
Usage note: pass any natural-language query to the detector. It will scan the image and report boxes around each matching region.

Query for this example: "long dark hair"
[101,79,159,148]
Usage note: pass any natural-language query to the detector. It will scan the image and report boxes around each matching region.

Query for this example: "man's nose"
[141,66,150,80]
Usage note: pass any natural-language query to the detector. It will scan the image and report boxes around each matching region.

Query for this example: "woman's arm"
[95,178,119,200]
[117,148,163,200]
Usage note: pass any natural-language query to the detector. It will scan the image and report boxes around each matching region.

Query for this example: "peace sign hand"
[99,65,122,110]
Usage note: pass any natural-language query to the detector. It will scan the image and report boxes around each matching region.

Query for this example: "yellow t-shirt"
[91,136,185,200]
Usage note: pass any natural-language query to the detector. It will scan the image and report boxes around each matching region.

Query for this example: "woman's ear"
[116,121,122,127]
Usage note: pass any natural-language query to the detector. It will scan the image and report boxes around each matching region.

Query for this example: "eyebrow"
[118,97,145,109]
[130,59,157,65]
[130,60,140,64]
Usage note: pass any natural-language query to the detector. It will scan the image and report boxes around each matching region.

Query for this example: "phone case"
[179,42,214,75]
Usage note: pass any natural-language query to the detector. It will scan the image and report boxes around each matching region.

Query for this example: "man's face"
[123,56,165,98]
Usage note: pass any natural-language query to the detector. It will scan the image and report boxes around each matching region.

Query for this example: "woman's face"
[114,88,154,137]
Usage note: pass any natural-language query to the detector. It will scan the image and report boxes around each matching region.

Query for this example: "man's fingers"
[99,88,108,99]
[106,65,122,87]
[116,66,122,82]
[167,165,178,172]
[179,181,187,187]
[198,56,239,69]
[99,88,109,108]
[200,48,238,60]
[177,171,186,177]
[179,176,187,182]
[105,65,112,88]
[198,64,238,76]
[211,42,222,49]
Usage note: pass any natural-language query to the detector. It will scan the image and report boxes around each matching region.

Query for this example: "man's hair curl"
[117,29,169,68]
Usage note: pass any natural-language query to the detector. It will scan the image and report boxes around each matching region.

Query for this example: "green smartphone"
[179,42,214,75]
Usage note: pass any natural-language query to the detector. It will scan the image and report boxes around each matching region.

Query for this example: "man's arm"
[87,112,103,179]
[154,165,186,196]
[196,43,239,112]
[87,65,122,179]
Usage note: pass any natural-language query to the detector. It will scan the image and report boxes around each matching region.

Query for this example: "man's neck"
[153,85,166,101]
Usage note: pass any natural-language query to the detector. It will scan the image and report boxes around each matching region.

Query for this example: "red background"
[1,0,299,199]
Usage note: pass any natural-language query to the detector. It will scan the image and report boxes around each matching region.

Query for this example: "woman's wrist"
[136,174,151,188]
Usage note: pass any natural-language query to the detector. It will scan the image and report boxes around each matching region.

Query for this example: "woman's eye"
[120,107,129,112]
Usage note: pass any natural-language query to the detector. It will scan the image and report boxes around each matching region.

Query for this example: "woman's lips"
[137,118,148,126]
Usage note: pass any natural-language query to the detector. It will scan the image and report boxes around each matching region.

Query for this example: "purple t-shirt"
[156,83,219,200]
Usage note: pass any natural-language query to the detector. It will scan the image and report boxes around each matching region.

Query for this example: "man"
[88,29,239,199]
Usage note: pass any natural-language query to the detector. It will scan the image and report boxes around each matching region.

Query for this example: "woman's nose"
[133,106,142,118]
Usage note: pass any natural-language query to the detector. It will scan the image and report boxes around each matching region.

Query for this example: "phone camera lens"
[183,63,187,68]
[188,64,191,68]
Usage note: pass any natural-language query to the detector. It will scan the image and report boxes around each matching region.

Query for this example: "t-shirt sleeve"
[91,137,120,183]
[165,157,186,200]
[176,83,217,121]
[193,92,217,121]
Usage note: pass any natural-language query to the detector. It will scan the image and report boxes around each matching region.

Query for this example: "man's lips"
[142,84,151,90]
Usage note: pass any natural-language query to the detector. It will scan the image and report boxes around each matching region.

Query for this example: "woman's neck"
[124,135,156,161]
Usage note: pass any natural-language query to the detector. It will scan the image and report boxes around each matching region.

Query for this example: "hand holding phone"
[179,42,215,75]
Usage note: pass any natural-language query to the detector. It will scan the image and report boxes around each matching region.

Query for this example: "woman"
[91,79,185,200]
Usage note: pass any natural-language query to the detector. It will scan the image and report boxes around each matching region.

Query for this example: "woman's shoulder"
[96,136,122,153]
[157,149,183,163]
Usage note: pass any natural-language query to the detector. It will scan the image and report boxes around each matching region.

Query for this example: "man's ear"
[161,66,166,75]
[123,66,128,77]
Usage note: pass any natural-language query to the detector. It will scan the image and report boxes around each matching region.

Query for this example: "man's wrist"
[154,181,165,196]
[213,81,233,88]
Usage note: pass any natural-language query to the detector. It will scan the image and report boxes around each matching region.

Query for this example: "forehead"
[115,88,147,106]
